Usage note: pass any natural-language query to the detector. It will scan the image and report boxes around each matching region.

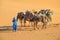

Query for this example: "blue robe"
[12,18,18,31]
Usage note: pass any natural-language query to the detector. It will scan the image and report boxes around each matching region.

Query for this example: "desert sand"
[0,24,60,40]
[0,0,60,40]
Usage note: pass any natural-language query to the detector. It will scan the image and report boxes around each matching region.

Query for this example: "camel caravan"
[12,9,53,31]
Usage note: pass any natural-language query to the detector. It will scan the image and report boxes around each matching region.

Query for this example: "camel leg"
[44,23,46,29]
[35,21,39,30]
[31,22,33,27]
[20,20,22,27]
[34,21,39,30]
[24,20,26,27]
[34,21,36,30]
[42,22,47,29]
[29,21,32,27]
[42,23,44,29]
[41,17,47,29]
[29,21,30,27]
[42,23,45,29]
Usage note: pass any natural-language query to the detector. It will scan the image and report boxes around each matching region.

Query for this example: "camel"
[17,9,53,30]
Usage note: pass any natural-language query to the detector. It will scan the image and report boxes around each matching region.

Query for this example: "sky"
[0,0,60,26]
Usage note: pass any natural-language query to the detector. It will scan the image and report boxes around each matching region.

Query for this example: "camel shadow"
[0,26,34,32]
[0,23,60,32]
